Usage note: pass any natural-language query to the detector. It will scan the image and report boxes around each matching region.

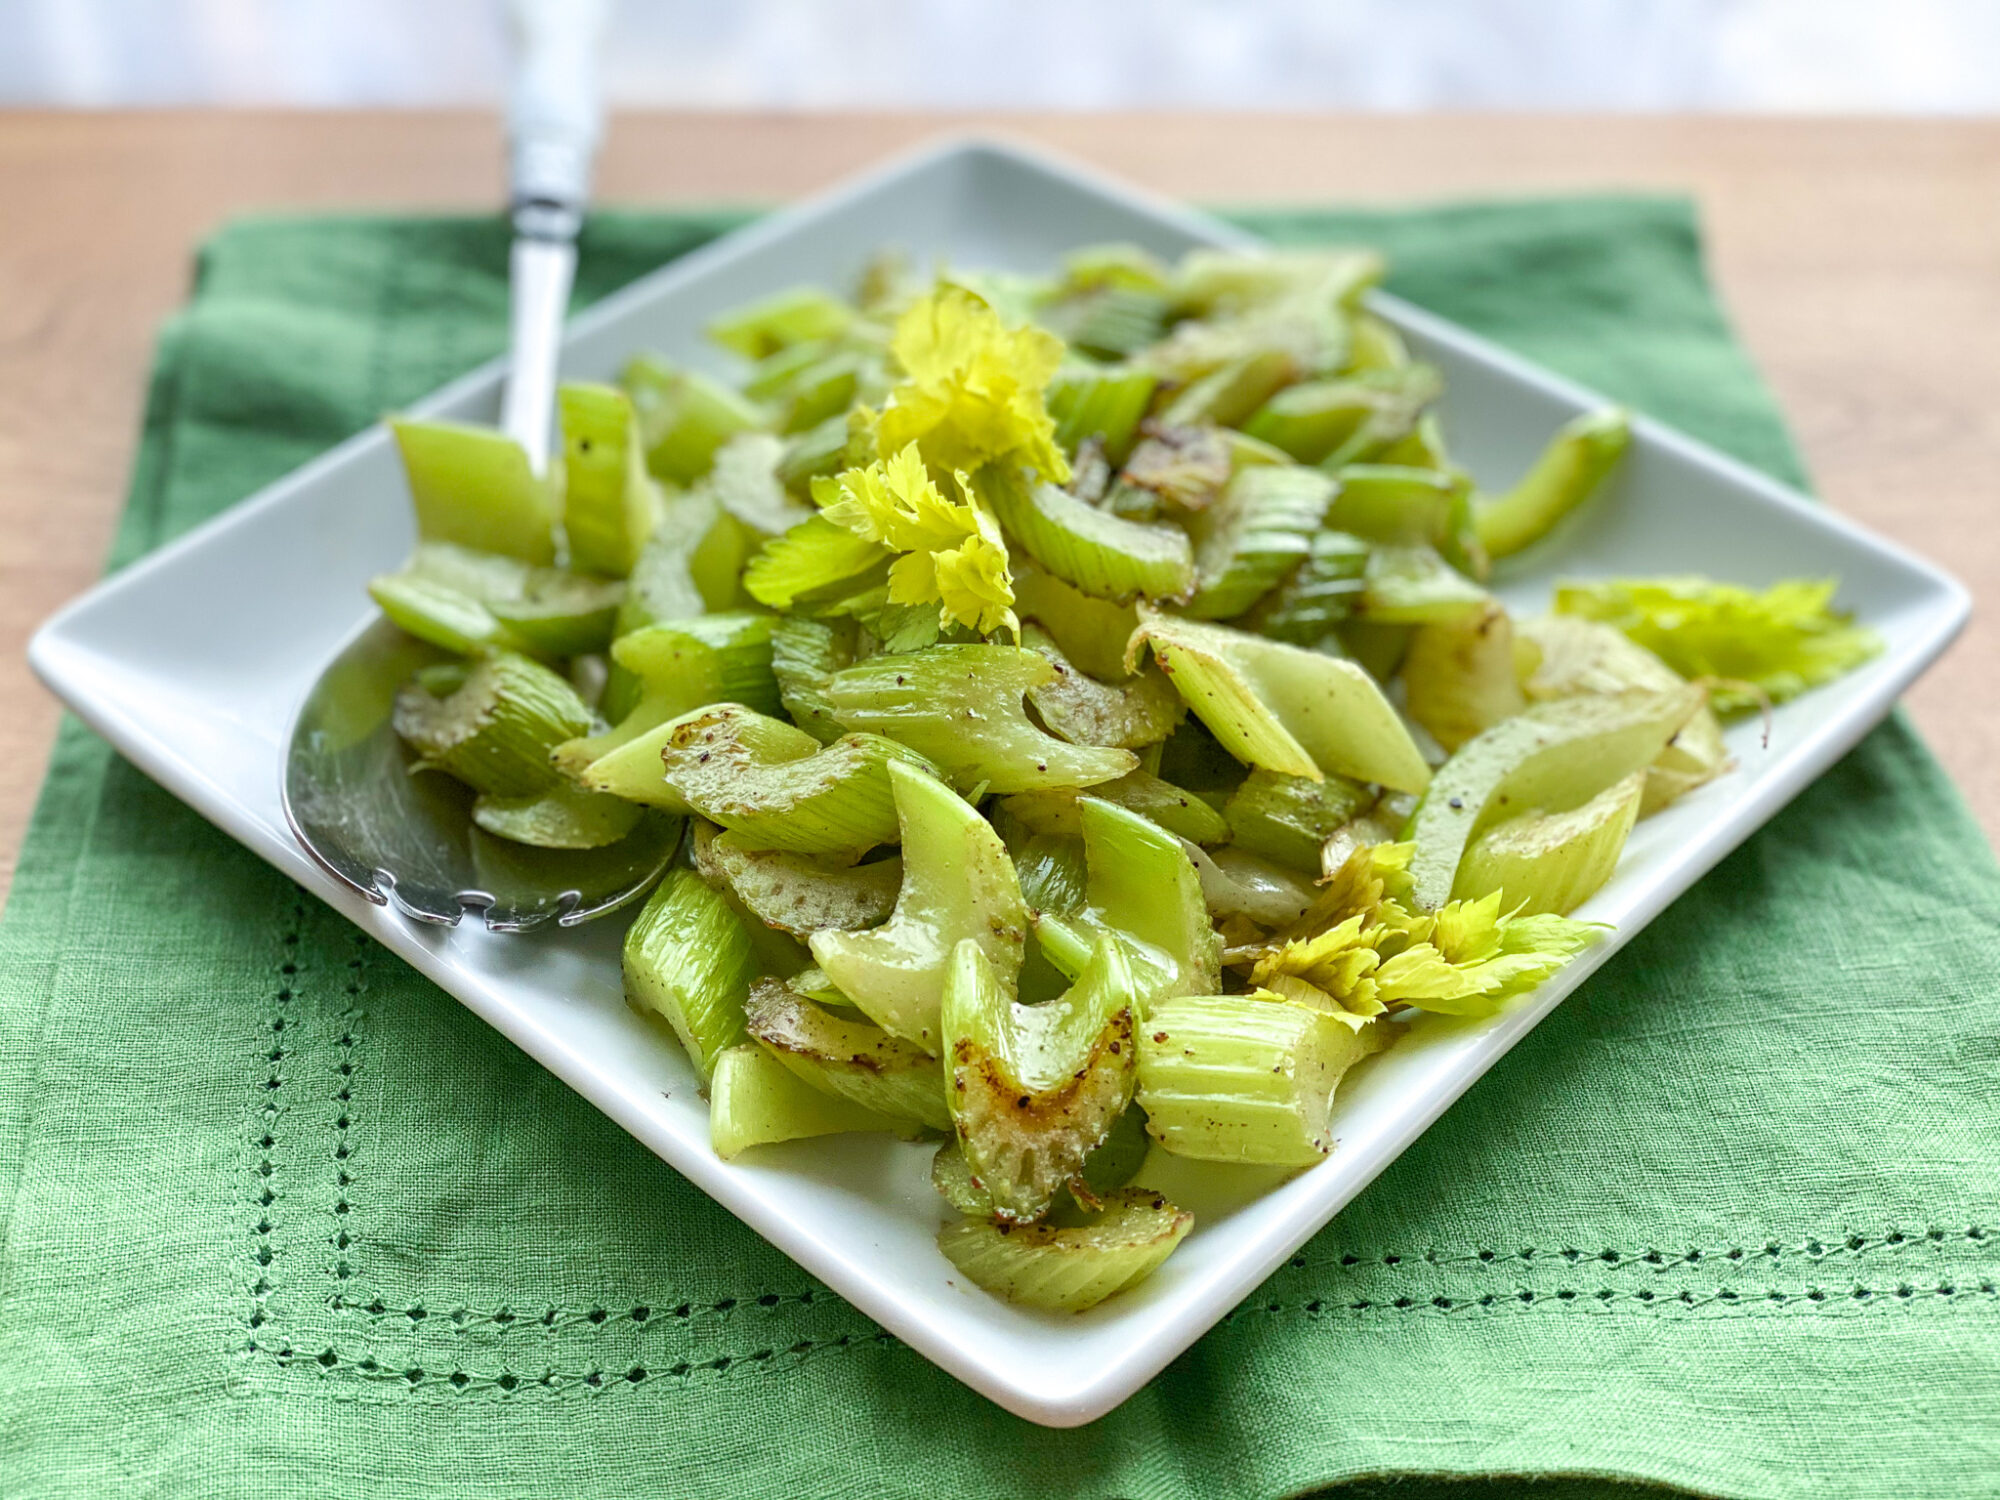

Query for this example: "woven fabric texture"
[0,199,1995,1500]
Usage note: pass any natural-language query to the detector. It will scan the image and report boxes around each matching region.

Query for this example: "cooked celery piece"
[1243,365,1440,467]
[977,466,1195,605]
[744,979,949,1131]
[1334,619,1413,683]
[705,431,810,536]
[1119,424,1233,513]
[1553,575,1881,713]
[940,1102,1152,1221]
[941,937,1138,1222]
[624,355,768,485]
[1238,530,1371,647]
[823,645,1136,796]
[1476,408,1631,560]
[1021,625,1184,750]
[1174,247,1382,319]
[1047,366,1159,465]
[999,769,1229,846]
[707,285,854,360]
[709,1044,909,1159]
[1348,311,1410,371]
[811,761,1028,1052]
[388,417,557,565]
[697,824,902,936]
[1012,569,1143,683]
[1223,769,1372,873]
[391,651,590,796]
[770,614,861,744]
[742,339,837,403]
[558,381,661,577]
[1048,796,1221,1004]
[1403,600,1528,752]
[775,350,869,434]
[743,513,893,611]
[1645,706,1729,815]
[1404,686,1704,911]
[1456,771,1644,914]
[937,1188,1192,1311]
[1324,464,1459,546]
[617,490,751,632]
[1158,349,1299,430]
[1011,832,1089,919]
[1138,995,1375,1165]
[486,592,622,659]
[624,866,758,1083]
[1039,285,1172,362]
[369,572,527,657]
[1133,612,1432,793]
[774,412,849,492]
[1183,842,1316,928]
[1183,464,1340,621]
[374,541,625,658]
[471,780,646,850]
[1356,543,1489,625]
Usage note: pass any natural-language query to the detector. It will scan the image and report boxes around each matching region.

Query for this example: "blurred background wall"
[6,0,1998,111]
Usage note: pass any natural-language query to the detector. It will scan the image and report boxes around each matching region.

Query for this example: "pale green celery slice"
[774,413,849,493]
[1356,544,1489,625]
[1373,410,1450,469]
[1242,364,1440,466]
[624,866,759,1083]
[709,1044,910,1159]
[1183,464,1339,620]
[1153,718,1249,804]
[810,761,1028,1052]
[1322,366,1447,467]
[743,514,893,611]
[1119,424,1233,513]
[1011,832,1089,919]
[822,645,1137,796]
[1404,600,1528,752]
[1173,248,1383,318]
[1323,464,1460,545]
[694,822,901,936]
[1158,349,1298,429]
[941,937,1139,1222]
[1131,610,1432,792]
[1333,619,1412,683]
[704,431,811,537]
[1237,530,1371,648]
[391,651,590,796]
[775,349,866,435]
[741,338,836,403]
[471,780,645,849]
[623,355,769,485]
[1476,408,1631,560]
[1223,769,1372,873]
[373,540,625,658]
[1040,286,1172,361]
[1013,569,1142,683]
[1047,367,1159,466]
[999,769,1229,847]
[1181,842,1316,928]
[602,490,755,723]
[1223,430,1294,469]
[743,979,948,1131]
[770,615,861,744]
[1455,770,1644,915]
[388,417,557,565]
[789,966,853,1006]
[1644,707,1729,816]
[1403,685,1705,911]
[558,381,662,577]
[369,573,530,657]
[1061,242,1174,294]
[976,466,1194,605]
[1137,994,1377,1165]
[1021,625,1184,751]
[937,1188,1193,1311]
[1346,311,1411,371]
[707,285,854,359]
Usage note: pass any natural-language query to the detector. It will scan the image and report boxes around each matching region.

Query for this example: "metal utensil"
[282,0,668,932]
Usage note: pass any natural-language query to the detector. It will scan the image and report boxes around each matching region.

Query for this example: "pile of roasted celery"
[369,244,1879,1311]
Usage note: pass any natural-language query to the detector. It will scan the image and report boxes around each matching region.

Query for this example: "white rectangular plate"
[29,138,1969,1426]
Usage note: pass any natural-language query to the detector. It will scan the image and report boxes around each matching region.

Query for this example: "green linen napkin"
[2,197,1996,1500]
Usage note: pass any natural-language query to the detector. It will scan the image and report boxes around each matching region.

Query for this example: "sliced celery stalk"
[976,466,1195,605]
[823,645,1137,796]
[695,823,901,936]
[1402,600,1528,752]
[1133,611,1432,793]
[1120,424,1233,513]
[1013,570,1142,683]
[1041,285,1172,361]
[707,285,854,360]
[1403,686,1705,911]
[1182,843,1316,928]
[624,355,769,485]
[1011,832,1089,920]
[1047,367,1159,466]
[936,1189,1193,1312]
[1173,247,1383,319]
[624,866,759,1083]
[372,541,625,658]
[941,936,1139,1222]
[744,979,948,1131]
[1183,464,1340,620]
[705,431,811,537]
[471,780,645,850]
[1137,995,1377,1165]
[1476,408,1630,560]
[1239,367,1446,466]
[775,350,867,435]
[743,514,892,611]
[389,418,557,565]
[769,615,860,745]
[1455,771,1645,915]
[709,1044,909,1159]
[810,761,1028,1053]
[369,573,527,657]
[1645,705,1729,816]
[1356,543,1489,625]
[1223,769,1372,874]
[1334,619,1412,683]
[558,382,662,577]
[774,413,850,494]
[1000,769,1229,847]
[1158,349,1299,429]
[1347,311,1410,371]
[1323,463,1461,546]
[742,338,837,403]
[392,651,591,796]
[1050,796,1220,1006]
[1021,625,1184,751]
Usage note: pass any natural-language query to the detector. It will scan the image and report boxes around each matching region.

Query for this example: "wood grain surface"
[2,111,1993,901]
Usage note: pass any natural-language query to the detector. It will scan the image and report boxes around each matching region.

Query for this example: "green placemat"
[2,197,1996,1500]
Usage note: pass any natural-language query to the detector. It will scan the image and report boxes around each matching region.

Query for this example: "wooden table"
[3,112,1995,899]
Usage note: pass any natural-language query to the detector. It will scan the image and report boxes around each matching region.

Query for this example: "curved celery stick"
[810,761,1028,1051]
[931,1105,1152,1221]
[624,866,758,1083]
[704,431,811,537]
[823,645,1136,796]
[743,514,892,611]
[372,541,625,658]
[1403,600,1527,752]
[389,418,556,565]
[1021,625,1184,751]
[941,938,1138,1222]
[391,652,590,796]
[1013,570,1141,683]
[999,769,1229,847]
[1404,686,1705,912]
[624,355,768,485]
[695,822,901,936]
[1047,367,1159,466]
[936,1188,1193,1312]
[1347,311,1411,371]
[1173,247,1383,319]
[744,979,948,1131]
[559,382,663,577]
[1476,408,1630,560]
[1132,611,1432,793]
[707,285,854,360]
[1158,349,1299,429]
[1181,843,1315,928]
[709,1045,909,1159]
[604,490,757,720]
[369,572,529,657]
[1324,464,1458,546]
[471,780,644,849]
[769,615,860,745]
[1223,769,1372,874]
[1456,771,1644,915]
[976,466,1194,605]
[1074,797,1220,1002]
[1011,832,1089,920]
[1356,544,1489,625]
[1183,464,1340,620]
[1137,995,1377,1165]
[1042,286,1171,362]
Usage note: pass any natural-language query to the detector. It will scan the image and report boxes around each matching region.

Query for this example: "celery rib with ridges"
[937,1189,1193,1313]
[1182,464,1340,621]
[389,418,556,565]
[708,1044,911,1159]
[624,866,760,1084]
[693,820,901,936]
[744,978,949,1131]
[976,465,1195,605]
[391,652,591,797]
[558,382,662,577]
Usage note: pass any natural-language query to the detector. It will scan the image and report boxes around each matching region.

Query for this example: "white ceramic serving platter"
[29,137,1969,1426]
